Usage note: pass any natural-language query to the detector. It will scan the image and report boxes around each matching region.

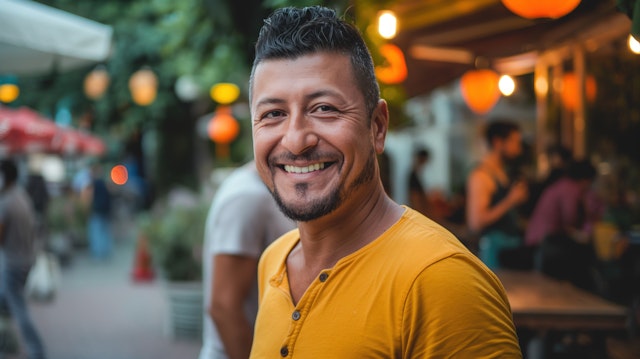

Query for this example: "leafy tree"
[15,0,407,195]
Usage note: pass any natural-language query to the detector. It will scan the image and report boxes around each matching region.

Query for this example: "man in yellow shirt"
[249,6,522,358]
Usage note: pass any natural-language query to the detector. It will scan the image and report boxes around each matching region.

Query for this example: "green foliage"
[46,193,89,234]
[138,199,209,282]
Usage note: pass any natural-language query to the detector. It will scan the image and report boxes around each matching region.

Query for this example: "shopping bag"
[26,252,61,302]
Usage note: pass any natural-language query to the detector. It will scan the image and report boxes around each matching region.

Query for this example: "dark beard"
[271,148,377,222]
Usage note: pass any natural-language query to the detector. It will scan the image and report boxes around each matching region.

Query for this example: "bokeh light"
[111,165,128,185]
[498,75,516,96]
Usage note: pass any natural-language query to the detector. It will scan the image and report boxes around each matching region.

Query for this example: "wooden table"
[496,270,628,331]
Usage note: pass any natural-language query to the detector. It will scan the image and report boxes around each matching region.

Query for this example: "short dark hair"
[250,6,380,117]
[485,120,520,148]
[567,159,597,181]
[0,159,18,185]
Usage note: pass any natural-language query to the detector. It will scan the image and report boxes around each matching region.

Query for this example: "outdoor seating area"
[2,0,640,358]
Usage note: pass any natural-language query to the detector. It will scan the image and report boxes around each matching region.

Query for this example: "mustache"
[268,151,336,166]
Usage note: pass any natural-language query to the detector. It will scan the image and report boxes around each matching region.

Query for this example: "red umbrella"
[78,131,106,156]
[0,106,58,154]
[49,127,83,155]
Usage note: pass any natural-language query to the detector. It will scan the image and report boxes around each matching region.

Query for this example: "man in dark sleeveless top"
[466,120,528,269]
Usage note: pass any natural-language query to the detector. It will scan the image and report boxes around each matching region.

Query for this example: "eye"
[262,110,285,119]
[314,104,337,113]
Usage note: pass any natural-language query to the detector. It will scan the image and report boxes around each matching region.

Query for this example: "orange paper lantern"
[501,0,581,19]
[129,68,158,106]
[460,69,501,114]
[84,67,110,100]
[208,106,240,144]
[375,44,408,84]
[561,73,597,111]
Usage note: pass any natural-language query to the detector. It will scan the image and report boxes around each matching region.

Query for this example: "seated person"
[525,159,603,291]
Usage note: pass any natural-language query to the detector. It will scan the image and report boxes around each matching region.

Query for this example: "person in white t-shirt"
[199,161,294,359]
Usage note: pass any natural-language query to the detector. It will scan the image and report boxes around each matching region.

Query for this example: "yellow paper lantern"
[501,0,581,19]
[0,83,19,103]
[210,83,240,105]
[84,66,110,100]
[375,44,408,85]
[561,73,597,111]
[460,69,501,114]
[129,68,158,106]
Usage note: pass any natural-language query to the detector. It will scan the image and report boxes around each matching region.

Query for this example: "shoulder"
[259,229,299,268]
[402,255,521,357]
[370,209,478,281]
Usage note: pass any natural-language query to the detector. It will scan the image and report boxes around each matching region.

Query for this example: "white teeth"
[284,163,325,174]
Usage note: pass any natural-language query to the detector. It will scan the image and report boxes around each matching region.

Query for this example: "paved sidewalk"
[16,214,202,359]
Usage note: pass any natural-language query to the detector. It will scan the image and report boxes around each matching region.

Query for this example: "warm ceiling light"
[378,10,397,39]
[535,77,548,96]
[629,35,640,54]
[498,75,516,96]
[561,73,597,111]
[501,0,581,19]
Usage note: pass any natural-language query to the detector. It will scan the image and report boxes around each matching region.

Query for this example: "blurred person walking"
[466,120,529,269]
[0,159,46,359]
[86,163,113,260]
[199,161,294,359]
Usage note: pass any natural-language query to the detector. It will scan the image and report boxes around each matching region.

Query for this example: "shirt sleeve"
[401,254,522,358]
[207,190,275,259]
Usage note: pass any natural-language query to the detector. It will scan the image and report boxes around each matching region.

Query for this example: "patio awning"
[390,0,631,98]
[0,0,113,75]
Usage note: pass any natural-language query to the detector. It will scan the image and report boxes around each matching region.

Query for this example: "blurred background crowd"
[2,0,640,358]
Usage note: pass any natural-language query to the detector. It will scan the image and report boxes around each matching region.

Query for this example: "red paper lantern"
[460,69,501,115]
[561,73,597,111]
[501,0,581,19]
[208,106,239,144]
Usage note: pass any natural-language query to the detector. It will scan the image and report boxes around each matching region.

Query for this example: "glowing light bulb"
[498,75,516,96]
[378,11,397,39]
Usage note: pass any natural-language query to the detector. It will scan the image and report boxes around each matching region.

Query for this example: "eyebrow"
[255,89,343,108]
[255,97,286,109]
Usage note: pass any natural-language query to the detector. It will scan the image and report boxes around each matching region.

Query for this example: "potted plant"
[137,196,209,339]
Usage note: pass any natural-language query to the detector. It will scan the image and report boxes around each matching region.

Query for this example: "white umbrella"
[0,0,113,75]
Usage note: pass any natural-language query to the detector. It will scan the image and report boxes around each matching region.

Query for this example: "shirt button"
[280,346,289,357]
[319,273,329,282]
[292,310,301,321]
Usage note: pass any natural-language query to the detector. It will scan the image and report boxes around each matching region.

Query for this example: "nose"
[280,112,319,155]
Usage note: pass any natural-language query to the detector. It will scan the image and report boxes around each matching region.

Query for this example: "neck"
[295,185,403,271]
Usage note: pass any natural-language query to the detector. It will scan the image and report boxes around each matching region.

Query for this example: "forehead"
[251,53,356,98]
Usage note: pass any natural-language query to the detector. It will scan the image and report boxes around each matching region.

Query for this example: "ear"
[371,99,389,155]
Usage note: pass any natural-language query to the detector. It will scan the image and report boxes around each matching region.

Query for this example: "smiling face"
[251,52,387,222]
